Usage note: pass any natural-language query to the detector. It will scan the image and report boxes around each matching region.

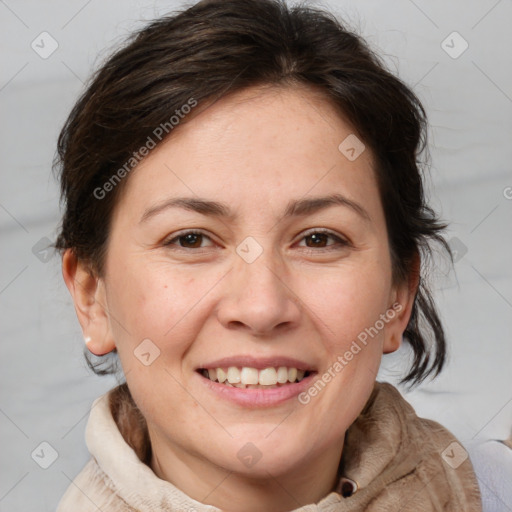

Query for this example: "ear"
[383,251,420,354]
[62,249,116,356]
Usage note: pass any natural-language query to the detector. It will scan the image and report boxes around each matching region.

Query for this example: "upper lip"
[197,355,316,371]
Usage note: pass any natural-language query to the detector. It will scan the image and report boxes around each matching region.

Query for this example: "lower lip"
[196,371,317,408]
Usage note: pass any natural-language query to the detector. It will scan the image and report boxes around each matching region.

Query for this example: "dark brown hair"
[54,0,452,386]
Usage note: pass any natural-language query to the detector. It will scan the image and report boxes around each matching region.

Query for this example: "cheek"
[298,260,392,352]
[107,267,175,339]
[105,261,223,361]
[104,264,206,418]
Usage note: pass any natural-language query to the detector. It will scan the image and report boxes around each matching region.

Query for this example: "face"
[68,85,414,486]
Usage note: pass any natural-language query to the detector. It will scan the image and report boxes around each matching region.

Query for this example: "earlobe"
[62,249,116,356]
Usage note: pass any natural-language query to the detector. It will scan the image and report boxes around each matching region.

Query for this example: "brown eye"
[304,233,329,248]
[164,230,214,249]
[298,230,349,251]
[178,233,203,248]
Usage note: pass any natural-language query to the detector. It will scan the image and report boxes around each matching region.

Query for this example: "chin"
[227,451,302,479]
[216,432,311,477]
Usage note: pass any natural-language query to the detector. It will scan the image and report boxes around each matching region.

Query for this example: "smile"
[198,366,312,389]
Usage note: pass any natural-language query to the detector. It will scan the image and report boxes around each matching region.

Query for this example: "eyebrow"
[140,193,371,224]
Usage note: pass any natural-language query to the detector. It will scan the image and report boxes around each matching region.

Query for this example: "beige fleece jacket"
[57,382,481,511]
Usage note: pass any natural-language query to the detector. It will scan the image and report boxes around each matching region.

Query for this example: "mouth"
[196,366,314,389]
[194,356,318,407]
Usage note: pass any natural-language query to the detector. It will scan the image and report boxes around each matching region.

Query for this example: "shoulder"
[467,437,512,511]
[344,382,482,511]
[56,458,128,512]
[56,386,145,512]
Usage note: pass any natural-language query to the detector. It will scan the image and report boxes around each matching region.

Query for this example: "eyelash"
[162,228,350,253]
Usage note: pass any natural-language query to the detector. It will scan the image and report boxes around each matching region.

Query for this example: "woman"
[55,0,482,509]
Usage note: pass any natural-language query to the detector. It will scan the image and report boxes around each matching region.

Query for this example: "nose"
[217,249,301,336]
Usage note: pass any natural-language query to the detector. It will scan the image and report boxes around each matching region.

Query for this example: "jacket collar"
[84,381,447,510]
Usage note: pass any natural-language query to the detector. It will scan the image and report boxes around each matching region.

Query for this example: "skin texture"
[63,84,418,512]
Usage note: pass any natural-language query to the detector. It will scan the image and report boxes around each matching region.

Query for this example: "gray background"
[1,0,511,510]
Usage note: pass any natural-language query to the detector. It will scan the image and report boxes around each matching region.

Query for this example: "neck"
[149,434,343,512]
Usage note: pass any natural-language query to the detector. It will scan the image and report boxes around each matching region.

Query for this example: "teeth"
[277,366,288,383]
[227,367,241,384]
[259,367,278,385]
[217,368,227,383]
[241,367,259,385]
[203,366,310,387]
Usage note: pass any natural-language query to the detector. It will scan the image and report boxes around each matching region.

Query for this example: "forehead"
[115,84,381,222]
